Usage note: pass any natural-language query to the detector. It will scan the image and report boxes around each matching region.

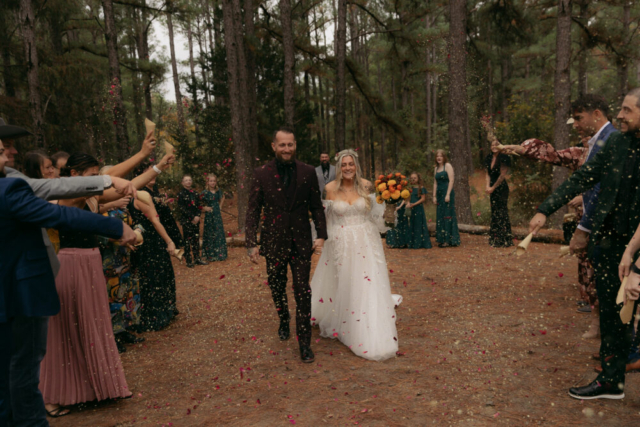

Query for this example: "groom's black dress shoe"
[568,381,624,400]
[278,322,290,341]
[300,346,315,363]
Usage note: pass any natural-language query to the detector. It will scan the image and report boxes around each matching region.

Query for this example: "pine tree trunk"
[244,0,258,165]
[376,60,386,172]
[447,0,472,224]
[334,0,347,152]
[187,18,201,146]
[195,18,211,106]
[134,5,153,120]
[425,17,431,148]
[1,10,15,98]
[618,2,630,101]
[501,56,510,122]
[550,0,572,227]
[223,0,252,231]
[102,0,130,158]
[280,0,295,128]
[167,8,186,140]
[128,22,144,144]
[19,0,46,148]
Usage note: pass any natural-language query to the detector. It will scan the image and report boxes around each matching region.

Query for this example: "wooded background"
[1,0,639,230]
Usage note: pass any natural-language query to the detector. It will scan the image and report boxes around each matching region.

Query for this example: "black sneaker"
[568,381,625,400]
[196,259,209,266]
[186,263,195,268]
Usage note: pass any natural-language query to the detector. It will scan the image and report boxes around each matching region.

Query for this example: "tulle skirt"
[311,219,400,361]
[40,248,131,405]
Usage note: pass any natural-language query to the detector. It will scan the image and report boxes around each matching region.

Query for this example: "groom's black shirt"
[276,158,296,190]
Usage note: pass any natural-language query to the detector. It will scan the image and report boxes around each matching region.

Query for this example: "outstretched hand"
[529,212,546,236]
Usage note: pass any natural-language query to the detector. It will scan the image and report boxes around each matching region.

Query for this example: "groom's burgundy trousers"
[265,243,312,347]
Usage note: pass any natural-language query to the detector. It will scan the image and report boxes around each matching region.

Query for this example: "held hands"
[248,247,260,264]
[140,130,157,157]
[203,207,213,213]
[192,216,200,225]
[312,238,325,255]
[111,177,137,198]
[529,212,547,236]
[119,223,138,246]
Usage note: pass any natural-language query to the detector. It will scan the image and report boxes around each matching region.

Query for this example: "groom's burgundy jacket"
[246,159,328,260]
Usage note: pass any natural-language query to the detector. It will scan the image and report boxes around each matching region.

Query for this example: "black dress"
[147,184,183,249]
[485,154,513,247]
[128,199,177,331]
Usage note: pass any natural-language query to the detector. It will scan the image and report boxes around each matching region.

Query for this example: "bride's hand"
[312,238,325,255]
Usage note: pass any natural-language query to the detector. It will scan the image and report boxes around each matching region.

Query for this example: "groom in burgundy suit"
[246,127,327,363]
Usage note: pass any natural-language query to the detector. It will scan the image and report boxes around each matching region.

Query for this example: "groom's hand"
[248,247,260,264]
[312,238,325,255]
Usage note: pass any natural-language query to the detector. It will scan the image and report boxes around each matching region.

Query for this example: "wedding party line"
[3,90,640,426]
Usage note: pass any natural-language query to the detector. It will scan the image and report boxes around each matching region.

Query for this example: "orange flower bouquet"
[374,172,411,227]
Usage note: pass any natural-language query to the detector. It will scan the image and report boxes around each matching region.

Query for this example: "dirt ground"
[50,223,640,426]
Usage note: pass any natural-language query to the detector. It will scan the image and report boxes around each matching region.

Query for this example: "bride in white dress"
[311,149,401,361]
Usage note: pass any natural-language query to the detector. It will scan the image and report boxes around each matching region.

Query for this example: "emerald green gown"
[435,169,461,246]
[408,187,432,249]
[201,190,228,261]
[385,202,409,248]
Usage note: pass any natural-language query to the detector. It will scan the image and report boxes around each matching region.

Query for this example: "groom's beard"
[275,151,296,164]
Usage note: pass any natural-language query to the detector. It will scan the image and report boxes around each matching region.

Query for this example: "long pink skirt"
[40,248,131,405]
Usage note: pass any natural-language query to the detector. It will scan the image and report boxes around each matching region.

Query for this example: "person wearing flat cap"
[0,123,138,425]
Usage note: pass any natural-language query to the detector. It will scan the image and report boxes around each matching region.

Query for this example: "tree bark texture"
[618,2,631,101]
[244,0,258,164]
[550,0,572,227]
[167,8,186,140]
[280,0,295,128]
[334,0,347,152]
[222,0,252,231]
[187,18,201,146]
[447,0,472,224]
[134,5,153,120]
[19,0,46,148]
[425,16,431,148]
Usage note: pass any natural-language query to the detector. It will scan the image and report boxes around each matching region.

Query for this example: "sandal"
[46,405,70,418]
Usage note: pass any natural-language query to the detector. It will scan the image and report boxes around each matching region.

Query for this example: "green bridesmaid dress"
[435,169,461,246]
[201,190,228,261]
[386,202,410,248]
[408,187,432,249]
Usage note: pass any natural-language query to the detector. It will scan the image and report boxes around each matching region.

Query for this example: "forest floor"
[50,229,640,426]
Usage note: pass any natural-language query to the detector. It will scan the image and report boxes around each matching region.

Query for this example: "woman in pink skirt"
[40,153,131,417]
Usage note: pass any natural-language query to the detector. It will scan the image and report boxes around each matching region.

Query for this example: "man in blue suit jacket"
[568,95,618,254]
[0,141,137,426]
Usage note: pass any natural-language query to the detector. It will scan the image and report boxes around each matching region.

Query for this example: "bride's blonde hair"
[334,149,371,210]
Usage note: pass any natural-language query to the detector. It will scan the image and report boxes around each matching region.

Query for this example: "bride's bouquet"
[374,173,411,227]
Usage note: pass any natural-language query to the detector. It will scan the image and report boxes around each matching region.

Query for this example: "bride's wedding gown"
[311,196,401,361]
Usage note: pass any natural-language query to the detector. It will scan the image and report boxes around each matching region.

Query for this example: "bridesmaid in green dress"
[406,172,432,249]
[385,199,409,248]
[433,150,461,247]
[201,174,228,261]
